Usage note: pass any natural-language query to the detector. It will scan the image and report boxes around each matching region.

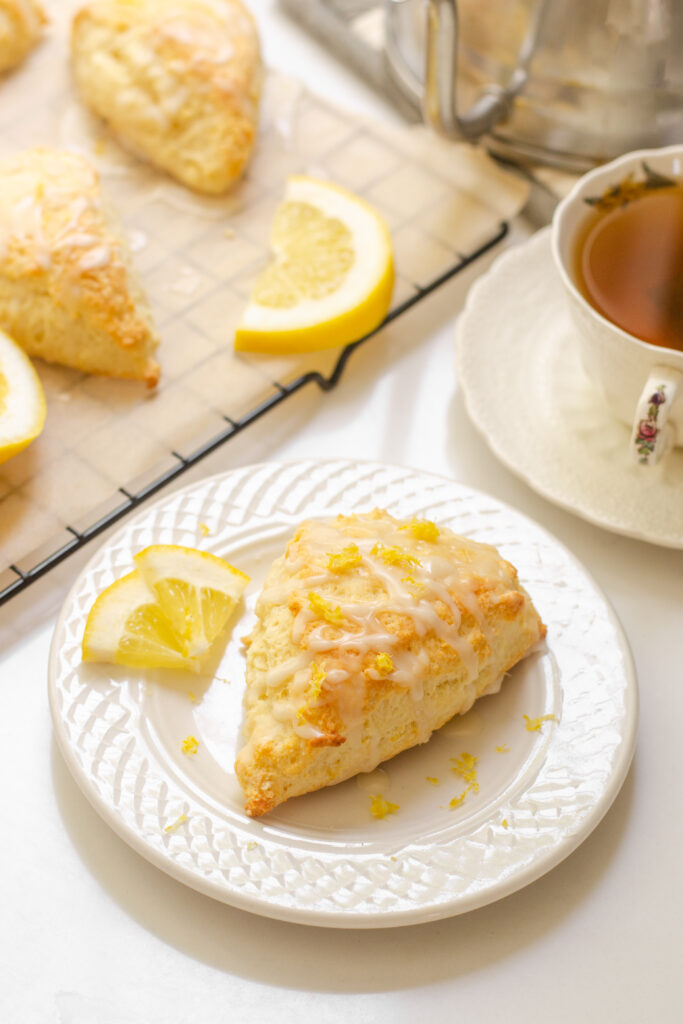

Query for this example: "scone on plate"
[0,148,160,386]
[0,0,46,74]
[235,510,546,817]
[71,0,262,194]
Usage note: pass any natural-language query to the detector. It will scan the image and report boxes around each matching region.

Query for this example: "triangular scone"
[0,0,46,73]
[71,0,262,195]
[0,148,160,386]
[235,510,546,817]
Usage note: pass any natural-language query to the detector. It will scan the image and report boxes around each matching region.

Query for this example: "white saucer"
[456,228,683,548]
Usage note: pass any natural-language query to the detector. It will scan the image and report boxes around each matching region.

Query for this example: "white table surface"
[2,4,682,1022]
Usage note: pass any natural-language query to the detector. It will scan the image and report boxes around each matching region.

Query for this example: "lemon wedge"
[82,570,200,672]
[134,545,249,658]
[234,175,394,353]
[0,328,46,465]
[82,546,249,673]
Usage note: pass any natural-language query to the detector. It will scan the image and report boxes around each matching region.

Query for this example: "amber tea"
[574,171,683,352]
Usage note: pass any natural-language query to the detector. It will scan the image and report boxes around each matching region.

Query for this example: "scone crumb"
[181,735,199,755]
[369,794,399,819]
[425,776,440,785]
[523,713,557,732]
[164,813,187,833]
[328,544,362,573]
[400,519,440,542]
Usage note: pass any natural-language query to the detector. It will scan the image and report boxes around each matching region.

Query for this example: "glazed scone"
[71,0,262,194]
[0,148,160,386]
[0,0,45,74]
[235,510,546,817]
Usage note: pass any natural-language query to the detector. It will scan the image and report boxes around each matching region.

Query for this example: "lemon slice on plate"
[234,175,394,354]
[134,545,249,658]
[0,328,46,465]
[82,547,249,672]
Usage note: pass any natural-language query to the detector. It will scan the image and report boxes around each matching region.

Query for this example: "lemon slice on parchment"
[0,328,46,465]
[82,546,249,673]
[234,175,394,354]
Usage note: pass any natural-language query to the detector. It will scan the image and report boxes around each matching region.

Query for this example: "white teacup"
[551,145,683,467]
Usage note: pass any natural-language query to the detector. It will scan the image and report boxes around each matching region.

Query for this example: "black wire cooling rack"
[0,222,507,607]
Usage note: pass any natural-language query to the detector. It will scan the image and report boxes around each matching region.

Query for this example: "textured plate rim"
[455,227,683,550]
[48,458,638,928]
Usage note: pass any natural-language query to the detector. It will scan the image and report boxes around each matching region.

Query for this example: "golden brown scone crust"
[235,510,546,816]
[0,148,160,385]
[71,0,262,194]
[0,0,45,73]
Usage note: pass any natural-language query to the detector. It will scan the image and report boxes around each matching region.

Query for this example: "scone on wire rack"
[235,510,546,817]
[0,148,160,386]
[0,0,46,74]
[71,0,262,194]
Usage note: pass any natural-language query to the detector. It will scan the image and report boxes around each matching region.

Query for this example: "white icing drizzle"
[0,164,114,277]
[259,514,509,739]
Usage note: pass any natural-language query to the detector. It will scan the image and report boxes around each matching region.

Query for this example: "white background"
[1,2,682,1022]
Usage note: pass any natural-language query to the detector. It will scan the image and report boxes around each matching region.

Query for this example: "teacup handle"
[630,367,681,467]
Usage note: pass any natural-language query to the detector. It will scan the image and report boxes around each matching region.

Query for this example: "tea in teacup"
[573,165,683,352]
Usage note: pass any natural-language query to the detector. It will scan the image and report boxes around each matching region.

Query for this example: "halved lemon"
[234,176,394,354]
[134,545,249,658]
[82,547,249,672]
[0,328,46,465]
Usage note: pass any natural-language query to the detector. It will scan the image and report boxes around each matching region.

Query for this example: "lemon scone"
[235,510,546,817]
[0,0,46,74]
[0,148,160,386]
[71,0,262,194]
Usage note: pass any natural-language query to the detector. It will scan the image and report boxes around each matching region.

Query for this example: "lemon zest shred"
[199,522,211,537]
[425,776,440,786]
[310,661,326,698]
[450,751,479,788]
[401,572,426,595]
[399,519,440,542]
[523,713,557,732]
[181,735,199,755]
[495,743,509,753]
[502,818,509,829]
[164,813,187,833]
[188,691,195,703]
[308,591,344,625]
[449,790,468,810]
[327,544,362,573]
[374,652,394,676]
[369,794,399,819]
[370,543,420,570]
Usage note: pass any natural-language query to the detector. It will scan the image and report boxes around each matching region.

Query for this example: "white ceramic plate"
[49,459,637,928]
[456,227,683,548]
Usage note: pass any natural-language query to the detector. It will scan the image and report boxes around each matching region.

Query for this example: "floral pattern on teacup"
[634,386,667,463]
